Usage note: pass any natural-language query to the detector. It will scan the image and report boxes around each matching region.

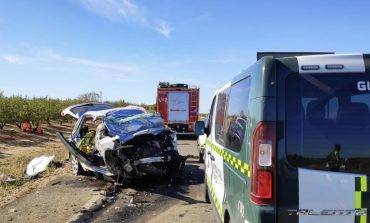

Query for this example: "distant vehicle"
[197,114,209,163]
[195,53,370,223]
[57,103,186,181]
[156,82,199,134]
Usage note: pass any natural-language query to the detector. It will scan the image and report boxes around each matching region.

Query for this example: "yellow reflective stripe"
[355,176,367,223]
[206,177,223,218]
[206,140,251,178]
[361,176,367,192]
[360,177,367,223]
[360,215,367,223]
[355,191,362,209]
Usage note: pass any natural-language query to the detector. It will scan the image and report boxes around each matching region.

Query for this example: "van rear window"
[286,73,370,174]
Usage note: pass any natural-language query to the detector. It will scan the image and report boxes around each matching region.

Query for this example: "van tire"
[199,151,204,163]
[224,211,230,223]
[70,153,84,176]
[204,175,211,203]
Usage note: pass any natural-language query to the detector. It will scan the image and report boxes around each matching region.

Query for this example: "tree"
[77,91,102,103]
[0,95,7,129]
[109,99,128,107]
[0,92,156,130]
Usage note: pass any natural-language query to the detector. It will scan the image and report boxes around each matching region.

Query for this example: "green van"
[195,53,370,223]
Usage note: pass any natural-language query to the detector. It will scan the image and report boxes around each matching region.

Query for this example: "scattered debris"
[0,173,15,184]
[106,196,115,203]
[51,181,62,186]
[50,160,64,169]
[124,188,137,196]
[126,194,152,208]
[25,156,55,177]
[127,200,152,208]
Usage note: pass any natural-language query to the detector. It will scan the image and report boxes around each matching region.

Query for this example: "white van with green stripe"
[195,52,370,223]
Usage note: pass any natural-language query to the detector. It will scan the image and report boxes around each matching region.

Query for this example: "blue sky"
[1,0,370,112]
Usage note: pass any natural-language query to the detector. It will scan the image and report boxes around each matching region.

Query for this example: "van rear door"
[278,69,370,222]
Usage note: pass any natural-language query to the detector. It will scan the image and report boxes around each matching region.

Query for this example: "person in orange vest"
[21,121,32,133]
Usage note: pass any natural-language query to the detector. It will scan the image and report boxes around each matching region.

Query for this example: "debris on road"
[25,155,55,177]
[8,208,17,213]
[51,180,62,186]
[0,173,15,184]
[124,188,137,196]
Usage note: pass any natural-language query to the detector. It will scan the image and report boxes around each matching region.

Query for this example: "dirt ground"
[0,125,217,223]
[0,123,72,207]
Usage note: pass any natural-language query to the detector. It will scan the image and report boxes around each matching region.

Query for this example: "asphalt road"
[0,139,217,223]
[88,138,217,223]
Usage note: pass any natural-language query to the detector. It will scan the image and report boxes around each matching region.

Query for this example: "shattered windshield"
[106,109,145,120]
[105,113,165,138]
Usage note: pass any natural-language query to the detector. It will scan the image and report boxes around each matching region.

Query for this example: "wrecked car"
[57,103,186,182]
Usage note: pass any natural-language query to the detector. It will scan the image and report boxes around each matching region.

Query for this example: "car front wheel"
[70,154,84,176]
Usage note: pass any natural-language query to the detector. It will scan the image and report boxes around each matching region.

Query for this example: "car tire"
[204,174,211,203]
[70,154,84,176]
[199,151,204,163]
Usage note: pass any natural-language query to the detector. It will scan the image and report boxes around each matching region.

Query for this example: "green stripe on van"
[354,176,367,223]
[206,140,251,178]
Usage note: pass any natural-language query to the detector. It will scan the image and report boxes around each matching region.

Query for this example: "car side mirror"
[195,121,205,136]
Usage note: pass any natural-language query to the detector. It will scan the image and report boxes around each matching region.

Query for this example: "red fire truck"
[156,82,199,134]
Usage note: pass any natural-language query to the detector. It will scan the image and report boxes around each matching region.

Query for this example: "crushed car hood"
[104,113,166,143]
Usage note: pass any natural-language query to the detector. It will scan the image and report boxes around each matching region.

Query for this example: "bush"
[0,96,80,128]
[0,93,155,129]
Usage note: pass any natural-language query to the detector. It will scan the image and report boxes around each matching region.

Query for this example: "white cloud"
[80,0,146,24]
[155,21,171,38]
[1,48,138,75]
[43,50,136,73]
[1,55,23,64]
[78,0,171,38]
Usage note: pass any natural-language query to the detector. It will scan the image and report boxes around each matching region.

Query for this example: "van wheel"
[199,151,204,163]
[204,175,211,203]
[70,154,84,176]
[224,211,230,223]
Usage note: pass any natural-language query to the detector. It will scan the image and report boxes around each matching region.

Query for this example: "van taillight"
[250,122,275,205]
